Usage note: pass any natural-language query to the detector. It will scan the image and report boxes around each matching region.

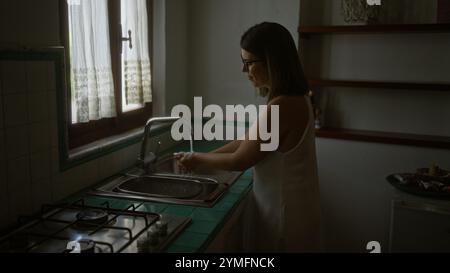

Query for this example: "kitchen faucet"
[137,116,181,172]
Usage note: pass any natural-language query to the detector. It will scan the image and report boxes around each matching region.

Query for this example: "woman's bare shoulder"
[268,95,288,106]
[269,95,307,111]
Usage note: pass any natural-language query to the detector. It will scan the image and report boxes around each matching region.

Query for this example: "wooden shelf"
[301,23,450,149]
[316,127,450,150]
[308,79,450,92]
[299,23,450,36]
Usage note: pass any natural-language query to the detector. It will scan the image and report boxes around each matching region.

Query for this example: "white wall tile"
[0,159,6,187]
[0,131,7,227]
[27,61,51,93]
[30,151,51,182]
[7,156,32,221]
[52,158,99,201]
[0,132,7,228]
[0,130,4,160]
[5,125,29,160]
[47,62,56,92]
[122,143,141,171]
[29,122,51,154]
[52,173,77,202]
[0,130,6,176]
[0,201,9,230]
[50,147,59,175]
[0,158,10,230]
[0,134,7,228]
[0,89,4,130]
[0,1,20,45]
[4,93,28,127]
[21,0,60,46]
[1,61,27,94]
[0,203,9,231]
[50,120,59,149]
[27,92,49,123]
[98,150,124,181]
[48,91,57,121]
[78,159,100,189]
[31,178,52,212]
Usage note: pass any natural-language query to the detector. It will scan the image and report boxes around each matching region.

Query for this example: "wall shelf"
[299,22,450,150]
[299,23,450,37]
[316,128,450,149]
[308,79,450,92]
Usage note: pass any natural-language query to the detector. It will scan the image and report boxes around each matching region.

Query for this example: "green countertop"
[63,141,253,253]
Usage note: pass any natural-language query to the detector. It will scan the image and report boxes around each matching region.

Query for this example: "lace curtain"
[341,0,380,24]
[68,0,117,124]
[121,0,152,106]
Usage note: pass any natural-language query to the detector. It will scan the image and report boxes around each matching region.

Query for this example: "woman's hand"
[174,152,198,172]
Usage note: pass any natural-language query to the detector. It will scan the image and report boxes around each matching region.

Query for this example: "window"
[61,0,153,149]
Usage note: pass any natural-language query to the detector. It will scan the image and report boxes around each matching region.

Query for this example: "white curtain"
[121,0,152,106]
[68,0,117,124]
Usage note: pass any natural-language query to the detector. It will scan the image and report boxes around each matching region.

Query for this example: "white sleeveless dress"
[243,95,322,252]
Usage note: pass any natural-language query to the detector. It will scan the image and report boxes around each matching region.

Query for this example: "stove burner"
[0,199,191,253]
[78,239,96,253]
[75,209,109,229]
[64,239,96,253]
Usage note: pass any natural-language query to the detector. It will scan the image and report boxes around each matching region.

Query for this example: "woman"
[175,22,321,252]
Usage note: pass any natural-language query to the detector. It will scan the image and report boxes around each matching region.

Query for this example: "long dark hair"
[240,22,309,100]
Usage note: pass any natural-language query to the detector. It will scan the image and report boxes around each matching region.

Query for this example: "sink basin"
[114,175,222,200]
[115,176,204,199]
[89,154,244,207]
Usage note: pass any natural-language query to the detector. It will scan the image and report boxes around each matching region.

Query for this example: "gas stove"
[0,199,191,253]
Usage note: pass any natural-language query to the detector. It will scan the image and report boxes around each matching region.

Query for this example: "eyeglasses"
[241,58,264,70]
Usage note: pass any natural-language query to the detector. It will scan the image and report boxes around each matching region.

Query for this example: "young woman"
[175,22,321,252]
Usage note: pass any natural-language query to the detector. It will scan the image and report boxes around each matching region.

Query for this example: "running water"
[189,126,194,153]
[187,128,194,176]
[175,126,194,176]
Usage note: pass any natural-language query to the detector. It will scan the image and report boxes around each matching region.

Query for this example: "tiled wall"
[0,0,191,233]
[0,0,60,47]
[0,60,57,230]
[0,59,174,232]
[1,0,76,231]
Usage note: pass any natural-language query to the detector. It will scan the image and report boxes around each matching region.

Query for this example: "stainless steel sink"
[114,175,223,201]
[89,154,243,207]
[115,175,205,199]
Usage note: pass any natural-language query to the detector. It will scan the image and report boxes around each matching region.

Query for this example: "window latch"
[122,29,133,50]
[119,24,133,52]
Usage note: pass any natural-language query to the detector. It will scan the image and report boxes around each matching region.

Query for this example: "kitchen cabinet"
[205,191,249,252]
[298,24,450,149]
[389,195,450,252]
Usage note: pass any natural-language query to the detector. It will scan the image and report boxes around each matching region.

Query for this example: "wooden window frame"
[60,0,154,149]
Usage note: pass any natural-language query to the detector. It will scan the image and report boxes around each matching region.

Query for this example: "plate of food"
[415,164,450,183]
[387,164,450,199]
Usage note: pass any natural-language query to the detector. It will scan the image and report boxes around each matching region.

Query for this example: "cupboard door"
[390,200,450,252]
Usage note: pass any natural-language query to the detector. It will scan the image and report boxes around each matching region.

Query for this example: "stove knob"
[147,227,160,246]
[137,237,154,253]
[156,220,168,237]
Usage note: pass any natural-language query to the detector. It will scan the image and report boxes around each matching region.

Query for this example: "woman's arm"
[175,125,263,171]
[178,138,265,172]
[182,130,264,171]
[211,140,241,153]
[177,102,281,172]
